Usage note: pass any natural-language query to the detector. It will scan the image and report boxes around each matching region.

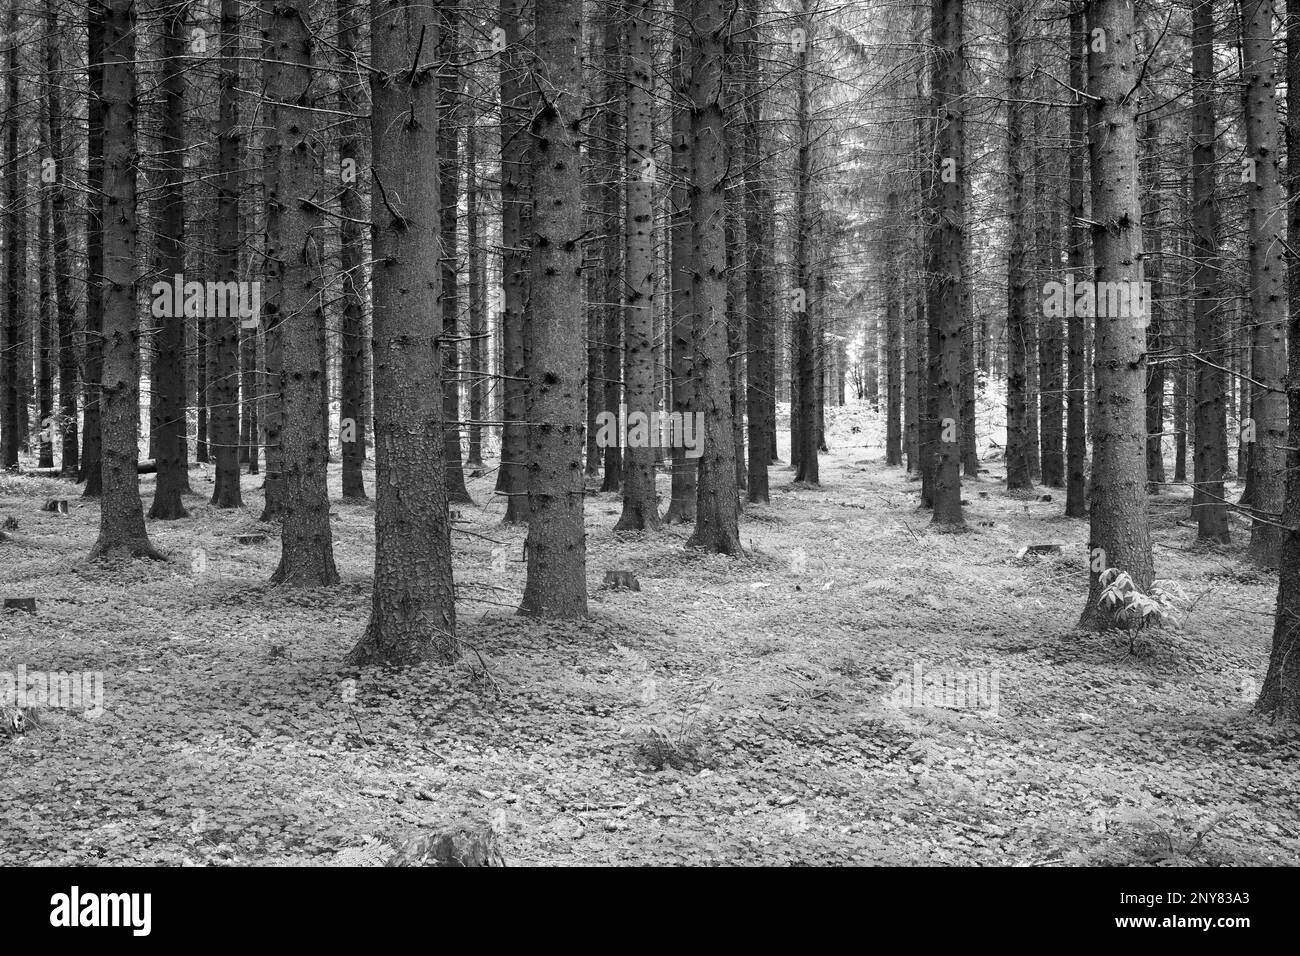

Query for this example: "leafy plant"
[1098,568,1187,653]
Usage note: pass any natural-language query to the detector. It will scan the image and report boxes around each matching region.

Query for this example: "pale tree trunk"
[685,0,741,553]
[268,2,337,587]
[496,0,531,524]
[1190,0,1225,540]
[1254,0,1300,720]
[90,0,160,560]
[1004,0,1031,491]
[520,0,589,616]
[337,0,368,500]
[1065,6,1088,518]
[615,0,661,531]
[927,0,964,528]
[347,0,457,665]
[1080,0,1154,627]
[147,0,190,519]
[209,0,242,507]
[1241,0,1286,566]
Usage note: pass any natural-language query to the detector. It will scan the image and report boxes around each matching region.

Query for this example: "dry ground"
[1,405,1298,865]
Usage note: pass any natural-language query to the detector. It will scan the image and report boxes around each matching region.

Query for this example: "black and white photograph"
[0,0,1294,913]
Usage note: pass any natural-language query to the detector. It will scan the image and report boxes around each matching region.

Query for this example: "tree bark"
[1065,6,1088,518]
[267,2,337,586]
[519,0,590,616]
[684,0,741,553]
[615,0,661,531]
[927,0,965,527]
[147,0,191,519]
[347,0,457,666]
[497,0,531,524]
[337,0,368,500]
[89,0,160,560]
[1241,0,1286,566]
[1004,0,1032,492]
[1079,0,1154,627]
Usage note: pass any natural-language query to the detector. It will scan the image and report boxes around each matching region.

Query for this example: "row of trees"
[0,0,1297,718]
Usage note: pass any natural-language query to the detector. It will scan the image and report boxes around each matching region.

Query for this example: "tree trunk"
[519,0,590,616]
[80,2,105,493]
[2,0,24,471]
[1254,0,1300,720]
[742,0,772,501]
[1241,0,1287,566]
[1065,6,1088,518]
[1080,0,1154,627]
[267,2,337,586]
[1189,0,1227,541]
[885,189,903,466]
[615,0,661,531]
[791,0,818,486]
[497,0,531,524]
[147,1,190,519]
[467,120,485,469]
[45,5,78,479]
[208,0,243,507]
[89,0,159,560]
[347,0,457,666]
[1004,0,1031,492]
[685,0,741,553]
[1141,116,1165,493]
[664,0,697,524]
[927,0,965,528]
[337,0,368,500]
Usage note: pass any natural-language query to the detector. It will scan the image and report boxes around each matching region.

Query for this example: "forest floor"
[2,405,1298,866]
